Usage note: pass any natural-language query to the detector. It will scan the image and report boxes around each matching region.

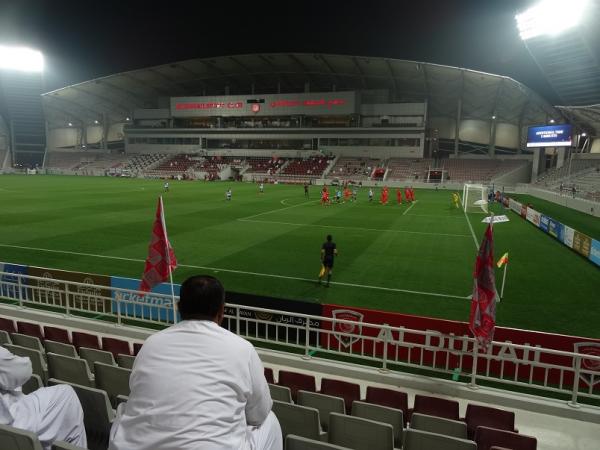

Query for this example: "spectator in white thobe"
[109,275,282,450]
[0,346,87,450]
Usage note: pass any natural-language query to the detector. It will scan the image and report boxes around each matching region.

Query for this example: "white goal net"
[462,183,488,213]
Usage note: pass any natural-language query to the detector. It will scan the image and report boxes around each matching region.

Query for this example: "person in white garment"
[0,346,87,450]
[109,275,282,450]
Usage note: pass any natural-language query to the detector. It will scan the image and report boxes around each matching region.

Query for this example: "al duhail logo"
[251,103,261,113]
[574,342,600,387]
[331,309,363,348]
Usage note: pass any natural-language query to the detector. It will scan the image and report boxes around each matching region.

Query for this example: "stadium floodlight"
[516,0,590,40]
[0,45,44,72]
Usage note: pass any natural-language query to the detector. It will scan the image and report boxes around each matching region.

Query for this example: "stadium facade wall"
[459,120,491,145]
[429,116,520,150]
[491,160,532,185]
[48,123,126,150]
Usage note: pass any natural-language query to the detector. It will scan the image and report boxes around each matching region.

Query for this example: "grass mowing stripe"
[237,218,471,237]
[0,243,468,300]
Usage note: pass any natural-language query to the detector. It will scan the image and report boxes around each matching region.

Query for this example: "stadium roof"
[42,52,590,132]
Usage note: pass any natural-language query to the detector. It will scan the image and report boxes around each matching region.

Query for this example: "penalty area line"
[239,199,318,220]
[238,218,470,237]
[402,200,418,216]
[0,243,467,301]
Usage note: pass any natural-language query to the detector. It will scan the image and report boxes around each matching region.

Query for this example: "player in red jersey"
[396,188,403,205]
[321,186,330,205]
[380,186,389,205]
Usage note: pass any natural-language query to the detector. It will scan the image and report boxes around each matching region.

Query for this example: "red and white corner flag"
[469,222,497,350]
[140,196,177,292]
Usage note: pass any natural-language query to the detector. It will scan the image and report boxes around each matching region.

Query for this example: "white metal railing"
[1,271,599,407]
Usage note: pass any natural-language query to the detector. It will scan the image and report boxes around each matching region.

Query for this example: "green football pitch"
[0,175,598,338]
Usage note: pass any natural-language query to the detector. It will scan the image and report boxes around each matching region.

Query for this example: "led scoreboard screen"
[526,124,573,148]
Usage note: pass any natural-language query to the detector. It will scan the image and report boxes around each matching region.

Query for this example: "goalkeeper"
[452,192,460,208]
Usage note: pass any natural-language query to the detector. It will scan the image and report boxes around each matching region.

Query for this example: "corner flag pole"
[160,196,178,324]
[500,261,508,299]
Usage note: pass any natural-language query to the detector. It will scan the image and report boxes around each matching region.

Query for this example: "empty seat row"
[267,369,518,439]
[273,399,536,450]
[0,316,142,357]
[0,423,87,450]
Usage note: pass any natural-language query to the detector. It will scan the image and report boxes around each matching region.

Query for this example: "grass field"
[0,175,599,338]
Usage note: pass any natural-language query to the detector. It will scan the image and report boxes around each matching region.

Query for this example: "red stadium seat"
[16,321,44,340]
[411,395,460,422]
[277,370,316,402]
[465,404,516,440]
[0,317,16,333]
[72,331,100,350]
[365,386,409,426]
[319,378,361,414]
[133,342,143,355]
[264,367,275,384]
[102,337,131,357]
[475,426,537,450]
[44,326,71,344]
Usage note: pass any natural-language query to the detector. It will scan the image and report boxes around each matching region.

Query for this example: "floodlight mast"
[515,0,589,41]
[0,45,44,72]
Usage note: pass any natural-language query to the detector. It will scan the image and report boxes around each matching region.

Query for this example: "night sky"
[0,0,559,103]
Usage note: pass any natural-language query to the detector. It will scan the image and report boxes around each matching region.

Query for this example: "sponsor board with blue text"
[110,276,180,323]
[548,218,564,241]
[0,263,28,300]
[589,240,600,267]
[539,215,550,233]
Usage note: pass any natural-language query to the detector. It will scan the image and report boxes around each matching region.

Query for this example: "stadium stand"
[328,157,380,180]
[285,435,351,450]
[244,156,286,175]
[409,413,468,439]
[474,426,537,450]
[48,379,114,450]
[385,158,432,181]
[268,383,293,403]
[534,158,600,186]
[410,394,460,421]
[272,400,325,442]
[441,158,528,183]
[351,401,404,448]
[297,390,345,432]
[327,412,394,450]
[0,423,44,450]
[319,378,361,415]
[403,428,476,450]
[2,312,595,449]
[279,156,334,179]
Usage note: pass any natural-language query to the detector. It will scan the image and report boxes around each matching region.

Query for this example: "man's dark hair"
[178,275,225,320]
[326,234,332,242]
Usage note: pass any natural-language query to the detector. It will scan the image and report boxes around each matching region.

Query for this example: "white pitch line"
[239,199,317,220]
[462,209,480,249]
[402,200,418,216]
[0,243,467,300]
[237,218,471,237]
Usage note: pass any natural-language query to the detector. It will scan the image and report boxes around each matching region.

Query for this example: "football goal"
[462,183,489,213]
